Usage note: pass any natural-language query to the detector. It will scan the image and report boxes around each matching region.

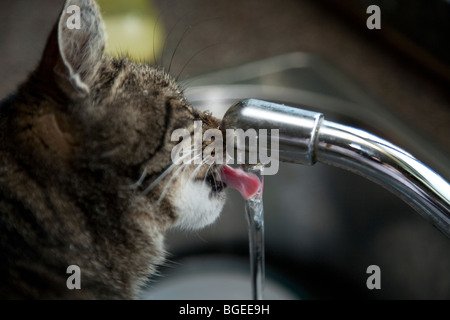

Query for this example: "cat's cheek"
[169,177,226,230]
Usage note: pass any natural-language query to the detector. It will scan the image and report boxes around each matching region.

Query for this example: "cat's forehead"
[101,57,181,94]
[89,57,190,116]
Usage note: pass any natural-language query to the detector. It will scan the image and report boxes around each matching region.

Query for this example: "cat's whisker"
[156,164,189,206]
[140,164,176,196]
[210,165,220,189]
[205,163,223,193]
[172,140,203,165]
[203,161,215,185]
[140,152,190,196]
[188,156,211,182]
[181,150,203,166]
[120,167,148,190]
[176,42,222,82]
[155,151,208,206]
[140,148,199,197]
[168,24,193,74]
[122,142,202,193]
[186,148,203,164]
[152,6,166,65]
[161,12,190,70]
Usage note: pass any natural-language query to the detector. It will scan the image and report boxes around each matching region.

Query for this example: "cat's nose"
[221,99,450,237]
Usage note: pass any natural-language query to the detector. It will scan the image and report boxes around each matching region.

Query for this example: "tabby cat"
[0,0,227,299]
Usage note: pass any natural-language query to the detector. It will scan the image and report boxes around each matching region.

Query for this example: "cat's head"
[6,0,226,231]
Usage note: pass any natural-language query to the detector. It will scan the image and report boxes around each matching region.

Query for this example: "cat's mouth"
[219,165,261,199]
[204,165,261,197]
[205,170,226,193]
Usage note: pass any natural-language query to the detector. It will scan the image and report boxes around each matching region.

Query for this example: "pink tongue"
[220,165,261,200]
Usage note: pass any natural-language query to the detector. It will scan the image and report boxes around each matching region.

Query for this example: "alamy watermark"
[66,265,81,290]
[171,121,280,175]
[66,3,381,32]
[66,5,81,30]
[367,5,381,29]
[366,265,381,290]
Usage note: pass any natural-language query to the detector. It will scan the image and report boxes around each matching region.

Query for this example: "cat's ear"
[37,0,106,99]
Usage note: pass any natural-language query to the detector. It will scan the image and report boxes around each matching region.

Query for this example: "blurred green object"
[97,0,164,62]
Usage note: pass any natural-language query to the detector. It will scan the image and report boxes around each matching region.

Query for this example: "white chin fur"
[170,175,225,230]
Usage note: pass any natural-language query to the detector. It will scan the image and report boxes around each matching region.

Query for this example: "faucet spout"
[221,99,450,237]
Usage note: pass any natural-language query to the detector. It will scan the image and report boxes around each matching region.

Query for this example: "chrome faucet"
[221,99,450,238]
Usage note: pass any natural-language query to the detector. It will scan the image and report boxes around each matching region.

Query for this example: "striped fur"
[0,0,225,299]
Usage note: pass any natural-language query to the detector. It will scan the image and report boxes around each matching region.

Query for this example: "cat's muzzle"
[206,170,225,193]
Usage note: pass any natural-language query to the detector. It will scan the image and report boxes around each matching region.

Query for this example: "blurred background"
[0,0,449,299]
